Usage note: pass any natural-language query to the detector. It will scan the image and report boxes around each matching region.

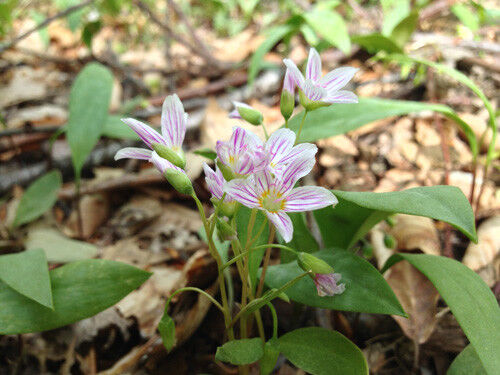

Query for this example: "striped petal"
[228,101,252,119]
[265,128,296,166]
[319,67,358,93]
[203,163,225,200]
[284,186,338,212]
[306,48,321,82]
[283,69,295,94]
[161,94,187,148]
[114,147,152,161]
[277,151,316,194]
[225,178,260,208]
[266,211,293,243]
[323,90,358,104]
[150,151,184,174]
[302,79,327,101]
[283,58,305,90]
[278,142,318,166]
[253,170,274,196]
[122,118,166,149]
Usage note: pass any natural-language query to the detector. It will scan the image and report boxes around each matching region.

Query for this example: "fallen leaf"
[462,216,500,273]
[66,194,110,239]
[389,214,441,256]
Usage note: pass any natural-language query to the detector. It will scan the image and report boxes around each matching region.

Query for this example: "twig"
[0,0,95,54]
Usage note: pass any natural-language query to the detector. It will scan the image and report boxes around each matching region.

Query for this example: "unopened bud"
[216,217,237,241]
[297,252,334,275]
[212,197,238,218]
[299,90,329,112]
[216,160,236,182]
[280,90,295,121]
[384,234,396,249]
[164,169,193,195]
[237,106,263,126]
[152,143,186,169]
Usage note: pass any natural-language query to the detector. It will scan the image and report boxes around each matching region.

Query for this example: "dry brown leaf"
[65,194,110,239]
[212,29,264,63]
[457,112,500,152]
[415,119,441,146]
[462,216,500,272]
[449,170,499,212]
[0,67,49,108]
[389,214,441,256]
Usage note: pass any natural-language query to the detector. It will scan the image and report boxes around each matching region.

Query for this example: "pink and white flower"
[225,154,337,242]
[114,94,187,174]
[314,273,346,297]
[228,102,253,120]
[203,163,234,202]
[283,47,358,104]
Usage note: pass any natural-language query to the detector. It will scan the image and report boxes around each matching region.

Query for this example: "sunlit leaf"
[215,338,264,365]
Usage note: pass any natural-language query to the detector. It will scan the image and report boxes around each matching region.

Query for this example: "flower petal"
[203,163,225,200]
[114,147,152,161]
[150,151,183,174]
[225,178,260,208]
[278,142,318,166]
[228,101,252,119]
[306,48,322,82]
[323,90,358,104]
[122,118,166,149]
[161,94,187,148]
[253,170,274,196]
[302,79,327,101]
[282,69,295,93]
[266,211,293,242]
[265,128,296,165]
[277,152,316,193]
[319,67,358,93]
[314,273,345,297]
[283,58,305,89]
[284,186,338,212]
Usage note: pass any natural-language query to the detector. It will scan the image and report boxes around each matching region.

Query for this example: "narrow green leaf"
[0,249,52,309]
[25,227,97,263]
[314,186,477,249]
[448,345,487,375]
[390,11,418,47]
[351,33,403,54]
[304,8,350,54]
[249,24,295,83]
[158,312,176,352]
[13,170,62,227]
[382,254,500,375]
[193,148,217,160]
[287,97,477,156]
[0,259,151,334]
[452,4,480,31]
[215,338,264,365]
[67,63,113,181]
[265,249,405,316]
[382,0,410,36]
[278,327,368,375]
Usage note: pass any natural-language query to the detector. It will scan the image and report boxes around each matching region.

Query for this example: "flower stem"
[256,225,275,299]
[267,302,278,339]
[165,287,224,313]
[295,110,308,145]
[261,122,269,140]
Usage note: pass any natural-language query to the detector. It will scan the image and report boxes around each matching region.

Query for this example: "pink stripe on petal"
[283,70,295,93]
[283,59,305,89]
[278,142,317,166]
[278,155,316,193]
[150,151,183,174]
[303,80,327,101]
[114,147,152,161]
[266,211,293,242]
[319,67,358,93]
[161,94,187,148]
[306,48,322,82]
[323,90,358,104]
[225,178,260,208]
[284,186,338,212]
[122,118,166,149]
[266,128,295,164]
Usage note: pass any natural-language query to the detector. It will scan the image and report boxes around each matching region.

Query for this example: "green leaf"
[158,312,176,352]
[0,259,151,334]
[249,24,295,84]
[452,4,480,31]
[81,19,102,48]
[351,33,403,54]
[315,186,477,249]
[193,148,217,160]
[25,227,97,263]
[287,98,478,157]
[216,338,264,365]
[101,115,140,140]
[303,8,350,54]
[382,0,410,36]
[67,63,113,181]
[30,11,49,47]
[260,338,280,375]
[13,170,62,227]
[0,249,52,309]
[278,327,368,375]
[448,345,487,375]
[281,212,319,263]
[390,10,418,47]
[382,254,500,375]
[265,249,405,316]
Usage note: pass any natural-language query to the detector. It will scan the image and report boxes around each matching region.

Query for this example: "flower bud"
[237,106,263,126]
[215,217,237,241]
[216,159,236,182]
[164,169,193,195]
[280,90,295,121]
[152,143,186,169]
[299,90,329,112]
[211,197,238,218]
[384,234,397,249]
[297,252,334,274]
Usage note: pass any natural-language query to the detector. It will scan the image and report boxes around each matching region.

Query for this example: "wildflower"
[225,154,337,242]
[280,70,295,120]
[314,273,346,297]
[114,94,187,169]
[283,48,358,110]
[203,163,237,217]
[229,102,263,126]
[150,151,192,195]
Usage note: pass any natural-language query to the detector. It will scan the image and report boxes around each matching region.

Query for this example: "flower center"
[259,191,285,213]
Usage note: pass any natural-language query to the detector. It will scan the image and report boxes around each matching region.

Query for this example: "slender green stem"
[165,287,224,313]
[246,218,269,249]
[295,110,308,145]
[245,208,258,250]
[251,243,299,255]
[284,119,289,129]
[256,226,275,299]
[261,122,269,140]
[267,302,278,339]
[221,243,298,271]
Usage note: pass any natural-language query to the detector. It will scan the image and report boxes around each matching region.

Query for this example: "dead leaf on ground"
[66,193,110,239]
[212,29,264,63]
[389,214,441,256]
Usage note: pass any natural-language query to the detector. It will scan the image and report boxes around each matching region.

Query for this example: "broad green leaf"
[382,254,500,375]
[265,249,405,316]
[390,11,418,47]
[382,0,410,36]
[448,345,487,375]
[25,227,97,263]
[13,170,62,227]
[260,338,279,375]
[304,8,350,54]
[0,259,151,334]
[281,212,318,263]
[287,98,478,156]
[215,338,264,365]
[249,24,295,83]
[351,33,403,54]
[0,249,52,309]
[236,207,269,290]
[67,63,113,182]
[278,327,368,375]
[158,313,176,351]
[314,186,477,249]
[102,115,139,140]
